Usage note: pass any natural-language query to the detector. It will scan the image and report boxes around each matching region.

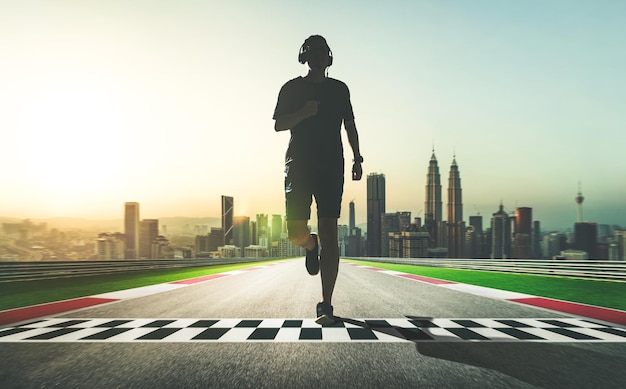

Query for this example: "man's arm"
[344,119,363,180]
[274,101,319,132]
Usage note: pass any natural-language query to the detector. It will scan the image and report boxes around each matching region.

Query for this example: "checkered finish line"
[2,317,626,343]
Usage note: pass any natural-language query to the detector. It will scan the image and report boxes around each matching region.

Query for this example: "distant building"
[558,249,588,260]
[469,216,485,258]
[491,203,511,259]
[256,214,269,248]
[542,232,567,259]
[250,221,257,245]
[381,211,411,256]
[124,202,140,259]
[233,216,251,257]
[447,157,464,258]
[533,220,541,259]
[276,238,305,257]
[574,222,598,259]
[151,235,171,259]
[271,214,283,243]
[349,201,356,232]
[424,150,447,251]
[222,196,234,245]
[97,232,125,260]
[338,225,349,256]
[615,230,626,261]
[195,235,209,255]
[219,245,240,258]
[367,173,385,256]
[346,227,364,257]
[245,245,269,258]
[389,231,430,258]
[208,227,224,251]
[513,207,532,259]
[139,219,159,259]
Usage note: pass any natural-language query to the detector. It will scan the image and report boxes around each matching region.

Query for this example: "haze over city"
[2,1,625,231]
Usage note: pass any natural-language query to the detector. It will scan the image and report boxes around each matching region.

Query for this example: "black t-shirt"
[273,76,354,166]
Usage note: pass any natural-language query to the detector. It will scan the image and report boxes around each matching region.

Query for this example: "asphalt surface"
[1,259,625,388]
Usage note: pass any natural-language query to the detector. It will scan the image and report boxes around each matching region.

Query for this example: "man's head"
[298,35,333,69]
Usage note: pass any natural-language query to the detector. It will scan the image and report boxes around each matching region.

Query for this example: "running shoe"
[305,233,319,275]
[315,301,335,325]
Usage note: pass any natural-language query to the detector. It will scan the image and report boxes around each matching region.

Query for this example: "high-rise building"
[124,202,140,259]
[349,200,356,233]
[614,230,626,261]
[271,214,283,242]
[346,227,364,257]
[402,231,430,258]
[574,222,598,259]
[139,219,159,259]
[367,173,385,256]
[195,235,210,256]
[208,227,224,251]
[250,221,258,245]
[533,220,541,259]
[513,207,532,259]
[425,150,444,247]
[151,235,170,259]
[469,215,484,258]
[97,232,125,260]
[256,214,269,248]
[381,211,411,257]
[447,157,465,258]
[233,216,251,256]
[222,196,234,245]
[491,203,511,259]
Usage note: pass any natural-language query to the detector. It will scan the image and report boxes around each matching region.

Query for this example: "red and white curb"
[349,263,626,327]
[0,263,281,326]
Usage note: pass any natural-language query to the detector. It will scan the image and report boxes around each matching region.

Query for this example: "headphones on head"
[298,35,333,67]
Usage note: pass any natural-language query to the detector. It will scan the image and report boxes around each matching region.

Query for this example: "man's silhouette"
[273,35,363,324]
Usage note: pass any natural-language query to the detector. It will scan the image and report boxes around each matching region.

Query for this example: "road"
[1,259,625,388]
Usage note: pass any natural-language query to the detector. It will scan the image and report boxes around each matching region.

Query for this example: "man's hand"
[352,162,363,181]
[301,100,319,118]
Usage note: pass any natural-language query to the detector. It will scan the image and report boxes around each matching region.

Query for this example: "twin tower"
[424,150,464,258]
[367,149,465,258]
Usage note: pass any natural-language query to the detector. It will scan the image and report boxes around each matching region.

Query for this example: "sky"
[1,0,625,231]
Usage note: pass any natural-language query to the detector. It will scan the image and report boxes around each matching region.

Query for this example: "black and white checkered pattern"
[1,318,625,343]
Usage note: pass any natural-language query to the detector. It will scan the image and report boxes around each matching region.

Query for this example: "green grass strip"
[344,259,626,311]
[0,259,288,311]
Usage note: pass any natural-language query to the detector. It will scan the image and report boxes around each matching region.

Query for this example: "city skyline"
[1,1,625,231]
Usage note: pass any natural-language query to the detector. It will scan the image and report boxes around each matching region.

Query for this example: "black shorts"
[284,158,344,220]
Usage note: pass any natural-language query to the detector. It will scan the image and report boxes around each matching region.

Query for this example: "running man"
[273,35,363,324]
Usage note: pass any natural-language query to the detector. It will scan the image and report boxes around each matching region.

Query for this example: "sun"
[19,83,127,209]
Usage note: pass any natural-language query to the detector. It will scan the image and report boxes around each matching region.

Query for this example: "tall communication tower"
[575,182,584,222]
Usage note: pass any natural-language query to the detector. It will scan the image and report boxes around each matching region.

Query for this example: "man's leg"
[317,217,339,305]
[287,220,316,251]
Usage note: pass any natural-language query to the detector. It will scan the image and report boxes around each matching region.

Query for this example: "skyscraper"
[349,200,356,233]
[271,214,283,242]
[513,207,533,259]
[222,195,234,245]
[256,214,269,248]
[425,150,443,247]
[469,215,484,258]
[233,216,251,256]
[447,157,465,258]
[139,219,159,259]
[574,222,598,259]
[491,202,511,259]
[367,173,385,257]
[124,202,140,259]
[381,211,411,257]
